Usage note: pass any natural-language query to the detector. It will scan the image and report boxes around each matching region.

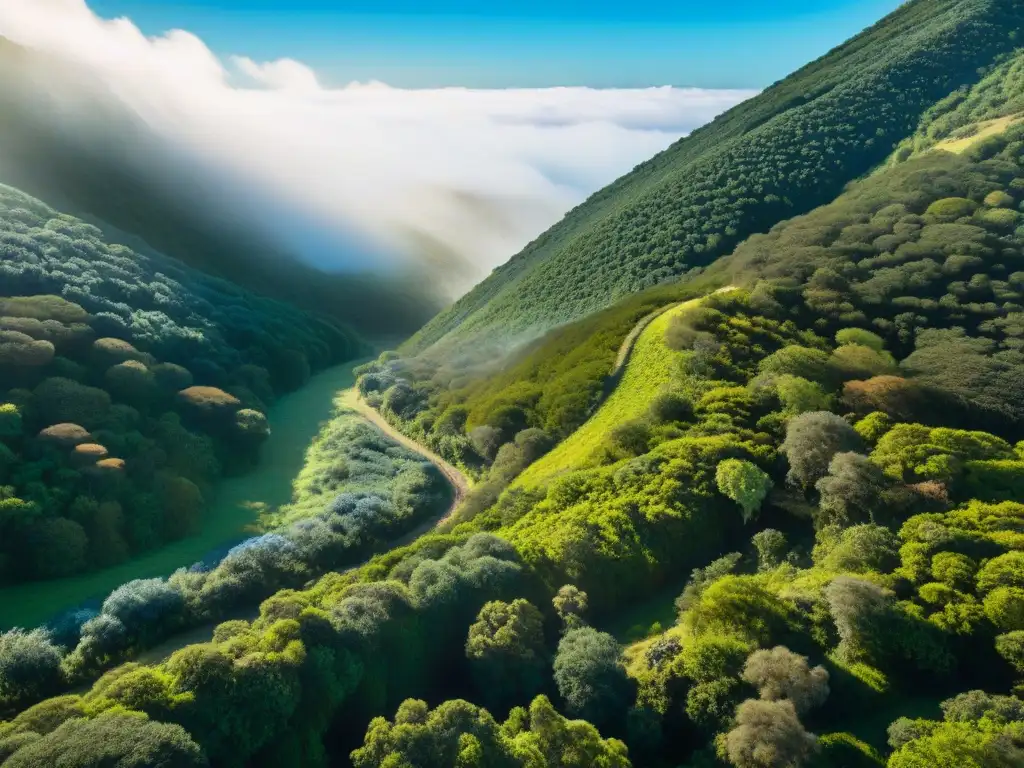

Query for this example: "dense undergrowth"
[10,266,1024,764]
[889,46,1024,161]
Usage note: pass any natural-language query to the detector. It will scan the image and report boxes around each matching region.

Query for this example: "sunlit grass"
[933,113,1022,154]
[514,297,703,489]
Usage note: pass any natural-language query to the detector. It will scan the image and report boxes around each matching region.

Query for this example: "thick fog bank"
[0,0,756,303]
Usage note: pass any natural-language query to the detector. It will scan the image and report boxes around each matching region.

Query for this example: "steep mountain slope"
[406,0,1024,354]
[0,39,440,338]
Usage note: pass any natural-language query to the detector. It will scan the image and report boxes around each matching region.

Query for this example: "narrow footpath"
[339,389,470,516]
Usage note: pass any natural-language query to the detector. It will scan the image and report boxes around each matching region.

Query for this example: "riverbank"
[0,361,367,630]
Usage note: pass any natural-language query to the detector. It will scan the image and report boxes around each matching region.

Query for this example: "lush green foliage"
[0,186,363,587]
[0,407,450,717]
[465,598,548,712]
[351,694,630,767]
[9,5,1024,767]
[712,123,1024,432]
[891,47,1024,160]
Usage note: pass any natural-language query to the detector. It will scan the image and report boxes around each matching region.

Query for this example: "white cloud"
[0,0,757,295]
[233,56,322,92]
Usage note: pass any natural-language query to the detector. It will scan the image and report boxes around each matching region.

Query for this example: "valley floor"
[0,362,367,630]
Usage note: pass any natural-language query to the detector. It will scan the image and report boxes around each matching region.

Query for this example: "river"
[0,361,365,631]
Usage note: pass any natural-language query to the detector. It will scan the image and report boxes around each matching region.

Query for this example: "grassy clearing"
[514,297,702,489]
[933,113,1022,154]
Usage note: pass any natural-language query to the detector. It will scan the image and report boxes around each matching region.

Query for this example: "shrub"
[854,412,892,445]
[34,377,111,428]
[0,296,88,324]
[71,443,109,466]
[830,344,897,382]
[465,599,546,710]
[553,585,589,631]
[975,551,1024,594]
[887,720,1024,768]
[930,552,977,591]
[469,425,503,461]
[176,386,241,415]
[102,578,185,646]
[842,377,926,421]
[93,458,126,473]
[835,329,885,352]
[91,337,145,368]
[825,577,892,663]
[752,530,788,571]
[983,587,1024,631]
[994,631,1024,673]
[781,412,863,488]
[815,453,889,526]
[553,628,632,728]
[817,525,898,574]
[775,375,832,415]
[924,197,977,222]
[2,712,207,768]
[608,419,652,457]
[977,207,1020,231]
[984,190,1015,208]
[742,646,830,714]
[0,630,64,707]
[0,330,54,367]
[812,733,883,767]
[649,391,693,423]
[940,690,1024,723]
[759,346,834,385]
[36,423,92,448]
[105,361,158,408]
[716,459,773,523]
[725,699,818,768]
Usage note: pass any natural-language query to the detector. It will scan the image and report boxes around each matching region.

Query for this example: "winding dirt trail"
[339,389,470,517]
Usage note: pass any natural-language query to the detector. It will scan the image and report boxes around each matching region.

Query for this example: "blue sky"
[86,0,904,88]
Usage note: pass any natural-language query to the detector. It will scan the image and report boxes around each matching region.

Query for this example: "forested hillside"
[889,45,1024,160]
[406,0,1024,354]
[0,184,362,586]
